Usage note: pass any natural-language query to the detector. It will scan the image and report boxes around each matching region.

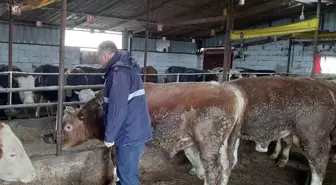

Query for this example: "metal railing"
[0,70,335,111]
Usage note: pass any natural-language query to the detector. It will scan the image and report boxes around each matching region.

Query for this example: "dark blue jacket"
[103,52,152,146]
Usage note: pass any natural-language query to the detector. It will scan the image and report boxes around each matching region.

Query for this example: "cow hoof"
[269,153,279,160]
[188,168,204,180]
[188,168,196,176]
[276,159,287,168]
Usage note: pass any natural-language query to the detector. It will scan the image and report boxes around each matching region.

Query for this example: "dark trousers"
[116,143,144,185]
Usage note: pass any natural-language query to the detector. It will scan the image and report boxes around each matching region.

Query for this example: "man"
[97,41,152,185]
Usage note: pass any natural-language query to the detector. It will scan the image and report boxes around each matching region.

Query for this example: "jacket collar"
[104,52,122,79]
[106,52,122,70]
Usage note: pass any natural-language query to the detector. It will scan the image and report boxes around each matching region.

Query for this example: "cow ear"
[77,110,86,120]
[94,91,100,95]
[74,91,80,95]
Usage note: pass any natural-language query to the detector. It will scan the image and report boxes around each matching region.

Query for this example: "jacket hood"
[107,52,141,73]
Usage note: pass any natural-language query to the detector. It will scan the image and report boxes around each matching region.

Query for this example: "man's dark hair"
[97,41,118,57]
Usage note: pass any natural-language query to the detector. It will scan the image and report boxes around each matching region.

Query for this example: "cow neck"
[82,93,105,141]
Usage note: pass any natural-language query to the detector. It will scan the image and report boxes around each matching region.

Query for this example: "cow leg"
[46,101,51,116]
[255,142,270,153]
[276,135,293,168]
[24,108,29,118]
[304,137,330,185]
[297,111,331,185]
[270,139,282,160]
[196,121,239,185]
[35,95,44,118]
[184,146,204,180]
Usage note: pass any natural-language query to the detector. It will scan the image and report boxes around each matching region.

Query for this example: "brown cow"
[45,77,336,185]
[45,82,243,185]
[263,78,336,168]
[141,66,158,83]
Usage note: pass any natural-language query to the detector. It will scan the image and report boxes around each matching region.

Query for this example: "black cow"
[210,67,277,81]
[34,64,68,117]
[164,66,218,83]
[237,67,276,77]
[0,65,35,119]
[65,65,105,103]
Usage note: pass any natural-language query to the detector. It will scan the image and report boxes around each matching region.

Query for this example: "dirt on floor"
[141,140,336,185]
[6,118,336,185]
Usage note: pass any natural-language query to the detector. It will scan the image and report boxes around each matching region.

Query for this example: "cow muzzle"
[43,133,56,144]
[23,98,34,104]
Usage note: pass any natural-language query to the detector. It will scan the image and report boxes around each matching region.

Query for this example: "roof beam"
[68,0,125,28]
[105,0,174,31]
[180,3,311,38]
[146,0,290,36]
[167,15,227,27]
[132,0,223,33]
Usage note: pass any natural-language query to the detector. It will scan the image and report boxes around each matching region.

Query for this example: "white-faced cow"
[65,65,105,103]
[44,77,336,185]
[0,65,35,119]
[0,122,36,183]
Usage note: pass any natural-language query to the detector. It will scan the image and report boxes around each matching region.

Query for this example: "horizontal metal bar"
[0,71,105,76]
[0,101,86,110]
[0,85,104,93]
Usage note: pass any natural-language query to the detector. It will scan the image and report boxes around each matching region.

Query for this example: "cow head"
[0,123,36,183]
[16,75,35,104]
[44,90,104,149]
[74,89,100,102]
[61,109,89,150]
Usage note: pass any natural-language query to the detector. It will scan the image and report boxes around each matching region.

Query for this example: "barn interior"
[1,0,336,184]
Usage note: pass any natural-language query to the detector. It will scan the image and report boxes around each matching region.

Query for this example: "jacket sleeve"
[104,70,130,143]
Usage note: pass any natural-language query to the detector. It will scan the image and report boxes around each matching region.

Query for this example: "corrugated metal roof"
[0,0,335,40]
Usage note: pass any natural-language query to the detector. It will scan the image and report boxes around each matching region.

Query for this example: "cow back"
[230,76,336,142]
[141,66,158,83]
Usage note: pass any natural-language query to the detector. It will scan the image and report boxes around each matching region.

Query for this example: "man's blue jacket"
[103,51,152,146]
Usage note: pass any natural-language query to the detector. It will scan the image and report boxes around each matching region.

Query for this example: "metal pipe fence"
[0,85,104,93]
[0,101,87,110]
[0,71,334,111]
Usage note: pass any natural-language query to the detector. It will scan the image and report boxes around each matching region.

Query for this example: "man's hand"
[104,141,115,148]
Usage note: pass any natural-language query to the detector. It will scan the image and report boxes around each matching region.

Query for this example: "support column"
[222,0,234,82]
[143,0,150,82]
[311,0,321,78]
[56,0,67,156]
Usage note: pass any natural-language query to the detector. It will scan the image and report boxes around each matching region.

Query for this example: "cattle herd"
[3,63,333,185]
[41,75,336,185]
[0,64,276,120]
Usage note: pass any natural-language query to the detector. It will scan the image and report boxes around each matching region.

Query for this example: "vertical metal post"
[222,0,234,82]
[128,32,132,55]
[143,0,150,82]
[176,73,180,82]
[287,39,292,73]
[56,0,67,156]
[8,2,13,120]
[311,0,321,78]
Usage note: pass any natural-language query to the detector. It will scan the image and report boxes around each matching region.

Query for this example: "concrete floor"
[2,117,336,185]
